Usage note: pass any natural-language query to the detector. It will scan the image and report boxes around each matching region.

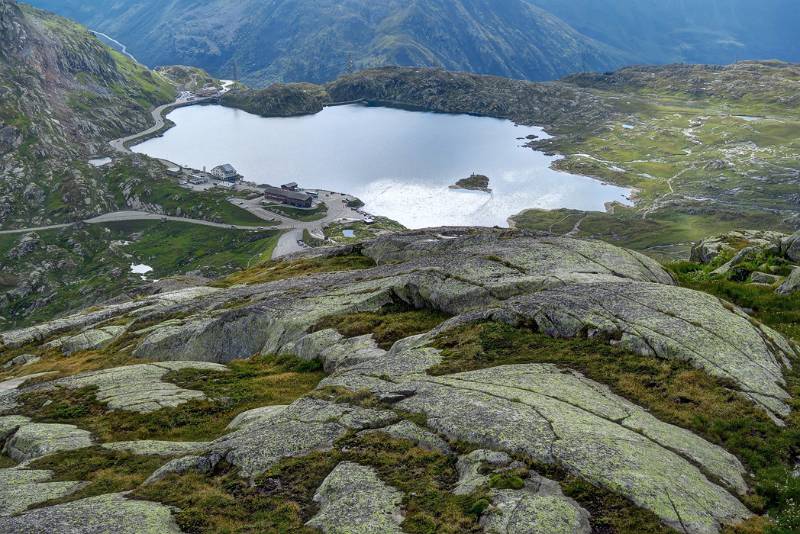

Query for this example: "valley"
[1,2,800,533]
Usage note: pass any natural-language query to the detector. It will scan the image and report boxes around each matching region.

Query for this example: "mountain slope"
[25,0,800,87]
[530,0,800,66]
[0,0,175,227]
[25,0,629,86]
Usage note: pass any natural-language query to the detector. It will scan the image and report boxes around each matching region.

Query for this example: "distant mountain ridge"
[24,0,800,87]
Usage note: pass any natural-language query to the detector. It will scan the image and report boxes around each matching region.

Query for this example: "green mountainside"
[24,0,800,87]
[0,1,279,329]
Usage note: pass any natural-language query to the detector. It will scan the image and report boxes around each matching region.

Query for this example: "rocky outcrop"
[463,281,795,420]
[210,397,397,477]
[1,228,793,534]
[60,325,126,355]
[306,461,405,534]
[37,361,229,413]
[0,493,182,533]
[0,468,86,516]
[313,337,754,533]
[1,416,93,462]
[691,230,787,264]
[481,473,591,534]
[777,268,800,296]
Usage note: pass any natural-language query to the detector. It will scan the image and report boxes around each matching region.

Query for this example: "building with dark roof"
[263,185,313,208]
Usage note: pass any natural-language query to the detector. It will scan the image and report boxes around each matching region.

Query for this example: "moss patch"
[212,253,375,288]
[312,305,451,349]
[17,355,324,443]
[134,432,490,534]
[27,447,167,507]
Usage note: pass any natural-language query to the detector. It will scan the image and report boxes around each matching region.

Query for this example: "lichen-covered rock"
[0,286,219,350]
[360,420,451,455]
[454,449,514,495]
[3,352,39,369]
[8,229,674,364]
[40,362,229,413]
[101,440,210,457]
[144,453,222,485]
[225,405,288,431]
[777,267,800,296]
[393,365,751,534]
[481,473,591,534]
[0,492,182,533]
[782,231,800,262]
[2,419,93,462]
[321,340,752,534]
[473,281,796,420]
[750,272,781,285]
[691,230,787,264]
[209,398,397,477]
[712,246,760,275]
[306,461,404,534]
[0,468,86,516]
[60,325,126,355]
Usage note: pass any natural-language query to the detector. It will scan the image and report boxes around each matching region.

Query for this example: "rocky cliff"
[1,228,797,533]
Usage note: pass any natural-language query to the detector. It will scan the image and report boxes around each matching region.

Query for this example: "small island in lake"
[450,173,492,193]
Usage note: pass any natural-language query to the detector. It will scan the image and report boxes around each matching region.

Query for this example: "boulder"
[750,272,781,285]
[225,405,288,431]
[60,325,126,355]
[2,420,93,462]
[777,268,800,296]
[306,461,404,533]
[691,230,786,264]
[781,231,800,262]
[0,492,182,533]
[712,246,759,275]
[481,473,591,534]
[454,449,514,495]
[0,468,86,516]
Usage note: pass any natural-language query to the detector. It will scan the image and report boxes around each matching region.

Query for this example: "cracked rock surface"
[0,228,794,534]
[0,492,182,533]
[306,461,404,534]
[481,472,591,534]
[36,361,229,413]
[0,468,86,516]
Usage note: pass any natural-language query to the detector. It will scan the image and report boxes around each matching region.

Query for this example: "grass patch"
[134,432,491,534]
[312,304,451,349]
[17,355,324,443]
[212,254,375,288]
[27,447,167,506]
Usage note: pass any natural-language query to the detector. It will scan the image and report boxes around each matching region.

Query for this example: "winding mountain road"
[0,211,271,236]
[109,96,216,153]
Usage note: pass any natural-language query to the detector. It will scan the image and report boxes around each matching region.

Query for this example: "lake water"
[133,104,631,228]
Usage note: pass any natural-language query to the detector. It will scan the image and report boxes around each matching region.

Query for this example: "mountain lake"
[133,104,632,228]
